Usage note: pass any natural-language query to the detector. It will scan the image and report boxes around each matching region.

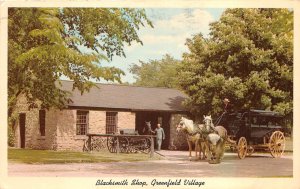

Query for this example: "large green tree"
[130,54,180,88]
[8,8,152,118]
[178,9,293,118]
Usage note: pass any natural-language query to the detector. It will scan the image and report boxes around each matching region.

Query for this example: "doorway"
[19,113,26,148]
[135,111,170,149]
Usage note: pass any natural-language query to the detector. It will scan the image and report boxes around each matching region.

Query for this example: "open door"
[19,113,26,148]
[135,111,171,149]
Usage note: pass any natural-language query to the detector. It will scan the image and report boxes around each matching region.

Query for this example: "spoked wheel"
[247,146,254,156]
[107,137,117,153]
[142,138,151,154]
[269,131,285,158]
[128,146,137,153]
[237,137,247,159]
[120,137,130,153]
[92,138,107,151]
[83,139,90,152]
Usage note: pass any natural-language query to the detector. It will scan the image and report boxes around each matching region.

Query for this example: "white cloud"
[155,9,214,36]
[141,34,186,45]
[177,42,189,53]
[136,9,214,55]
[104,9,223,83]
[124,9,215,55]
[125,42,142,52]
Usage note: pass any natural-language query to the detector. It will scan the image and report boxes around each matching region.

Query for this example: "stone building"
[13,80,189,151]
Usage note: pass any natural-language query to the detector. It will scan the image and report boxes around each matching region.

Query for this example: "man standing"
[155,123,165,151]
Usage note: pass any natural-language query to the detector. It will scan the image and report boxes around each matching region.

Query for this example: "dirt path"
[8,151,293,177]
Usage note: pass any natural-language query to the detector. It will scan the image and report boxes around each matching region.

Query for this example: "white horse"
[206,133,223,163]
[202,115,236,163]
[203,115,235,143]
[176,117,206,160]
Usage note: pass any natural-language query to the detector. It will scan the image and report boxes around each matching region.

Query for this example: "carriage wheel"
[247,146,254,156]
[269,131,285,158]
[83,139,89,152]
[120,137,130,153]
[128,146,137,153]
[107,137,117,153]
[237,137,247,159]
[142,138,151,154]
[91,138,106,151]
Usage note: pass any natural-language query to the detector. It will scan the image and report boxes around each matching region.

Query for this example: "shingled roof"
[60,80,188,112]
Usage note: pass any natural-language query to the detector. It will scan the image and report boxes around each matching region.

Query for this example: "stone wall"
[12,95,58,150]
[44,109,59,150]
[117,112,135,131]
[88,111,106,134]
[15,108,39,149]
[24,108,59,150]
[12,96,138,151]
[13,94,29,148]
[56,109,81,151]
[55,110,136,151]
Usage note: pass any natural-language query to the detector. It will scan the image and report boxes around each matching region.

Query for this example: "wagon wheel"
[120,137,130,153]
[142,138,151,154]
[269,131,285,158]
[83,139,89,152]
[126,138,137,153]
[107,136,117,153]
[247,146,254,156]
[95,138,107,150]
[92,137,106,151]
[90,138,97,151]
[237,137,247,159]
[128,145,137,153]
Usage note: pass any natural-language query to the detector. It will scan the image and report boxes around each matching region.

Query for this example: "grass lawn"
[8,148,163,164]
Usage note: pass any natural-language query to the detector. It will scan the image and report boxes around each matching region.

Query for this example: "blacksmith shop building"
[13,80,189,151]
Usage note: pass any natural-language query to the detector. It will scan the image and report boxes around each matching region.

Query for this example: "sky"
[100,8,225,84]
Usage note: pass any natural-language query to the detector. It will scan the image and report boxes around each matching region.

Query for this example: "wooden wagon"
[84,129,156,157]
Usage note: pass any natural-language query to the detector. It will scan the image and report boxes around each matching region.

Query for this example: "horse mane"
[181,117,202,134]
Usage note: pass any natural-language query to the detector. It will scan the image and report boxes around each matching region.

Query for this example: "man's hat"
[223,98,230,103]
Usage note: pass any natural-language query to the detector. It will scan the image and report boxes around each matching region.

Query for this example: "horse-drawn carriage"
[215,109,287,159]
[176,109,287,163]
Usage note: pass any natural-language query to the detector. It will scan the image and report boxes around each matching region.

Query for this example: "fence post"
[116,136,120,154]
[150,136,154,158]
[88,135,92,152]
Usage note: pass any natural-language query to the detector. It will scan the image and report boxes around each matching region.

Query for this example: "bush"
[8,126,15,147]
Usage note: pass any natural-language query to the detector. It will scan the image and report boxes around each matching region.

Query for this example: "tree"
[130,54,180,88]
[8,8,152,119]
[178,9,293,119]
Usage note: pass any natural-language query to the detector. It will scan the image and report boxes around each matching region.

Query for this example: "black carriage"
[215,109,287,159]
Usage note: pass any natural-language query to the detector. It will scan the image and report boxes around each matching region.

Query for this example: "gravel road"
[8,151,293,177]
